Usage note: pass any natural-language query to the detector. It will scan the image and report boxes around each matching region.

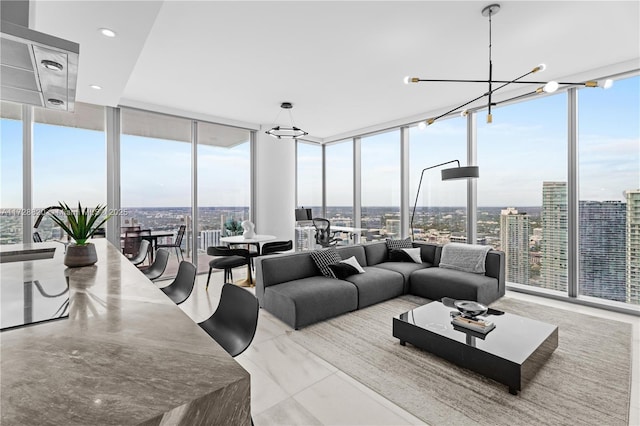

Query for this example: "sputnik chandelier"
[265,102,308,139]
[404,3,613,127]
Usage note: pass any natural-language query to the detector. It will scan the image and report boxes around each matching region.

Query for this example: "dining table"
[219,234,276,287]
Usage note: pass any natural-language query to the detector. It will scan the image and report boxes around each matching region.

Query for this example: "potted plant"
[48,202,112,268]
[224,217,243,236]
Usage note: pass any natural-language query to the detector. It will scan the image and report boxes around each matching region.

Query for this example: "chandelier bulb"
[601,79,614,89]
[417,121,427,130]
[403,76,411,85]
[460,109,469,117]
[533,63,547,73]
[543,81,559,93]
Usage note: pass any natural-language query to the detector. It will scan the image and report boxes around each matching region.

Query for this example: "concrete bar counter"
[0,240,250,425]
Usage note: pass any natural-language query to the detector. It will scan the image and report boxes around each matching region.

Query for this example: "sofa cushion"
[409,267,501,306]
[363,241,388,266]
[310,248,341,277]
[336,245,367,266]
[343,266,404,309]
[374,261,430,292]
[263,276,358,329]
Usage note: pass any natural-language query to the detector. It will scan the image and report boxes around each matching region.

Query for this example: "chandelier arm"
[490,90,538,107]
[413,79,591,86]
[431,91,491,123]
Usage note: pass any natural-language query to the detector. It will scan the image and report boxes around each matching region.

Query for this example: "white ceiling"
[33,1,640,141]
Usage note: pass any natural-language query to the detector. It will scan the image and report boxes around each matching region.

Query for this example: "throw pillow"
[328,263,360,280]
[389,249,414,262]
[310,248,342,278]
[340,255,365,273]
[402,247,422,264]
[386,238,413,251]
[389,248,422,264]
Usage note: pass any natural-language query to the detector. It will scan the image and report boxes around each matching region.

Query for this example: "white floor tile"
[234,356,290,415]
[254,397,322,426]
[293,373,423,426]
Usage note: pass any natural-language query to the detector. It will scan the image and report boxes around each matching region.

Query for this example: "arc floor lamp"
[410,160,479,241]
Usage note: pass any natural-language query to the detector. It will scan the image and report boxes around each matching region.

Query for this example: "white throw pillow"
[341,256,365,273]
[402,247,422,264]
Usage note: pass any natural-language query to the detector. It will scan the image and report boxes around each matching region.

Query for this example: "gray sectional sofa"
[255,241,505,329]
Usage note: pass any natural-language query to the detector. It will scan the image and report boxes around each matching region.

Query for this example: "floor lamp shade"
[441,165,480,180]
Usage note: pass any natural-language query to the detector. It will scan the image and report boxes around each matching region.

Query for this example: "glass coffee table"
[393,301,558,395]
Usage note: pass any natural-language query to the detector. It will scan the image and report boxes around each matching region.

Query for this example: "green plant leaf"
[47,201,112,245]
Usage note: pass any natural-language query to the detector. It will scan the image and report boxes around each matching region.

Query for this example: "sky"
[1,76,638,209]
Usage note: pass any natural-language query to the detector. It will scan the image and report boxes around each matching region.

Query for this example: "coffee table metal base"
[393,302,558,395]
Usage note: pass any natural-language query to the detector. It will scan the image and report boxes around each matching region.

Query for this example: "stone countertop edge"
[0,239,251,426]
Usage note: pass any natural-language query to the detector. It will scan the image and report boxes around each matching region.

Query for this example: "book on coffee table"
[451,315,496,334]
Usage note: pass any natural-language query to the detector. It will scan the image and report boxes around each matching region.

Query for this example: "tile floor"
[158,269,640,426]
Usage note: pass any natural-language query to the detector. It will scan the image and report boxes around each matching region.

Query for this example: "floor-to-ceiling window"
[325,139,353,227]
[197,122,251,253]
[296,141,323,218]
[409,117,468,243]
[578,75,640,305]
[1,101,23,244]
[32,103,105,241]
[121,108,192,274]
[361,130,400,240]
[477,93,568,291]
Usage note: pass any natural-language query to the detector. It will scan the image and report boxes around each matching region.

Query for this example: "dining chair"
[156,225,186,261]
[33,231,42,242]
[206,246,250,291]
[198,283,259,357]
[129,239,150,266]
[160,261,197,305]
[312,218,342,247]
[142,248,170,281]
[261,240,293,255]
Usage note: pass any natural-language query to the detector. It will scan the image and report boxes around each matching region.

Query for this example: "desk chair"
[312,218,342,247]
[156,225,186,261]
[160,261,197,305]
[198,283,259,357]
[33,232,42,242]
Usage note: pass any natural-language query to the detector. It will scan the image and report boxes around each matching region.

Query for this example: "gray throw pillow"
[310,248,342,278]
[386,238,413,251]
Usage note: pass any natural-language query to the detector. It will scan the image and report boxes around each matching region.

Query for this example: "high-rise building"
[500,208,530,285]
[386,219,401,238]
[579,201,626,302]
[540,182,567,292]
[625,189,640,305]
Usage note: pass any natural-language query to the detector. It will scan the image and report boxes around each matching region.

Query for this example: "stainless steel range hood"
[1,0,79,111]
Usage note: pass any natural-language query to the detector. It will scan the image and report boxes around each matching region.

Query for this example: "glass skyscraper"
[579,200,626,301]
[540,182,568,292]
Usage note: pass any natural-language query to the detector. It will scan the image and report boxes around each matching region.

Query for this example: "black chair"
[261,240,293,255]
[129,239,150,266]
[142,248,170,281]
[123,230,144,258]
[33,232,42,242]
[206,246,250,291]
[161,261,197,305]
[312,218,342,247]
[198,283,259,357]
[156,225,186,261]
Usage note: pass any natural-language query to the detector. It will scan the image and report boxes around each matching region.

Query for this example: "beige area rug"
[289,295,632,426]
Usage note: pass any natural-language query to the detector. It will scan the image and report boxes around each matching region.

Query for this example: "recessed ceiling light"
[89,84,102,90]
[99,28,116,38]
[41,60,63,71]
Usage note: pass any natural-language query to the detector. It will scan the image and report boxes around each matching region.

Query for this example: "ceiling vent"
[1,0,79,111]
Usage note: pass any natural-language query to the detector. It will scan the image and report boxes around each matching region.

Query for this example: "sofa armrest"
[485,250,506,297]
